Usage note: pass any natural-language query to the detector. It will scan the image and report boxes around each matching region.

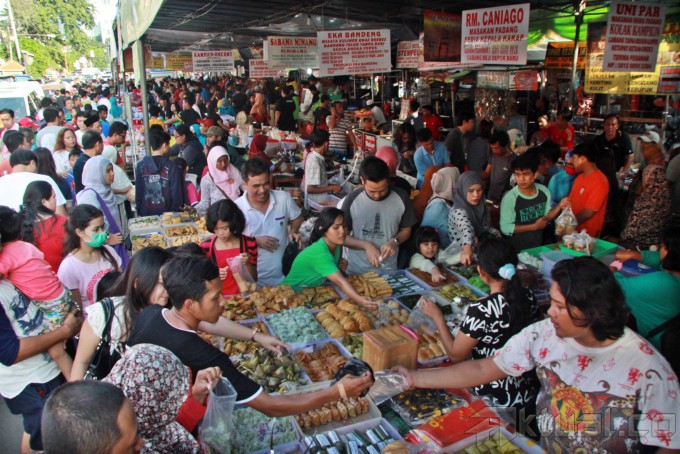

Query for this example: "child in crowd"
[409,226,446,284]
[0,206,74,378]
[175,157,199,206]
[58,204,122,309]
[500,152,565,252]
[199,199,258,295]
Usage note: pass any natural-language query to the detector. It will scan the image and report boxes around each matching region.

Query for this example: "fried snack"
[222,295,258,320]
[294,397,370,430]
[293,342,350,382]
[166,235,200,247]
[222,321,269,357]
[131,233,166,252]
[418,332,447,363]
[233,273,257,294]
[195,216,209,234]
[347,272,392,299]
[316,299,373,338]
[253,285,341,314]
[164,224,198,237]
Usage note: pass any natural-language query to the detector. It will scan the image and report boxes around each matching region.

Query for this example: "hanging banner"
[149,54,165,70]
[586,21,661,94]
[192,51,234,73]
[123,46,152,72]
[265,36,318,69]
[396,41,420,69]
[317,30,391,77]
[656,8,680,94]
[477,71,508,89]
[423,11,462,62]
[248,59,283,78]
[166,54,192,71]
[544,41,586,69]
[512,70,539,90]
[461,3,530,65]
[603,0,665,72]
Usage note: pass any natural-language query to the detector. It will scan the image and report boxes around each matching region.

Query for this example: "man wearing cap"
[18,117,39,133]
[204,125,244,171]
[197,118,215,146]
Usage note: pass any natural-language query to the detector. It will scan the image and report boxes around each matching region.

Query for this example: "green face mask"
[85,231,108,248]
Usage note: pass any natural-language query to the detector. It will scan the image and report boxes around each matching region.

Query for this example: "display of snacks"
[449,265,477,280]
[164,223,198,237]
[293,341,350,382]
[166,235,200,247]
[341,335,363,358]
[346,272,392,299]
[516,268,551,293]
[252,285,299,314]
[294,397,370,430]
[467,276,490,294]
[407,268,459,287]
[235,349,308,393]
[222,295,258,320]
[383,273,424,296]
[267,307,327,344]
[229,408,299,453]
[397,294,422,310]
[197,331,221,349]
[128,215,160,229]
[160,212,184,225]
[452,429,532,454]
[131,233,166,251]
[194,216,209,234]
[315,300,373,338]
[417,332,446,363]
[390,388,466,427]
[296,285,341,308]
[367,300,410,328]
[223,321,269,357]
[436,284,481,303]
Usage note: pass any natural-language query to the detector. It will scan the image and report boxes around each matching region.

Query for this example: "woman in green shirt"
[613,227,680,350]
[282,208,377,310]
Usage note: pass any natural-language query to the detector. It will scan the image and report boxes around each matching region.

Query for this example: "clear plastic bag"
[555,207,578,237]
[368,371,412,405]
[405,297,438,336]
[226,255,256,294]
[199,377,237,454]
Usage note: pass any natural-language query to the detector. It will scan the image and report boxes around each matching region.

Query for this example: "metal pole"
[133,40,151,156]
[7,0,22,65]
[569,0,585,110]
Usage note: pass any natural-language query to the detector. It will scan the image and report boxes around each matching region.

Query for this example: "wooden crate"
[362,326,417,372]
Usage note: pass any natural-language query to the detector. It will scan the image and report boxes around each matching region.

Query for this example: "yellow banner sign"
[166,54,193,71]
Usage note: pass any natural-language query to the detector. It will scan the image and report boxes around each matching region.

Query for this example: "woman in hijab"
[412,165,442,220]
[76,156,124,239]
[376,146,412,194]
[445,171,491,266]
[421,167,460,249]
[248,134,273,166]
[101,146,134,234]
[104,344,221,454]
[195,145,242,216]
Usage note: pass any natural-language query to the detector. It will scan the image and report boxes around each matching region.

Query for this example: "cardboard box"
[362,326,417,371]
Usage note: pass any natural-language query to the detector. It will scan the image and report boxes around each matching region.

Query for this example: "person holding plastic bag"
[104,344,222,453]
[199,199,257,295]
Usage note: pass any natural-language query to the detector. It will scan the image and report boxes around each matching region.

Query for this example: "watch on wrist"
[392,238,399,245]
[250,327,262,342]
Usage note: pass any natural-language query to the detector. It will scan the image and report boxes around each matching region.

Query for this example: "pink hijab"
[376,146,399,177]
[207,146,242,201]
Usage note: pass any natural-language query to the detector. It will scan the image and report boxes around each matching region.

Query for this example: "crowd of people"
[0,75,679,453]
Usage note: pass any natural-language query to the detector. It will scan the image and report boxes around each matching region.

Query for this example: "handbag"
[84,298,122,380]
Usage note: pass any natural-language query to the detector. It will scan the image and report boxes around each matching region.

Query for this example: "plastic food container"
[307,194,340,212]
[540,250,572,278]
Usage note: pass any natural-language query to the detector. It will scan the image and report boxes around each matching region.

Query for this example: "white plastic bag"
[226,255,256,294]
[368,371,412,405]
[555,207,578,237]
[199,377,237,454]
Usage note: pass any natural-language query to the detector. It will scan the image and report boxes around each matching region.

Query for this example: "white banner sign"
[461,3,530,65]
[396,41,420,69]
[603,0,665,73]
[265,36,318,69]
[248,59,283,78]
[317,29,391,77]
[192,51,234,72]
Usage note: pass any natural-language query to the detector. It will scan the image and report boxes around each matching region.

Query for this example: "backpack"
[647,313,680,377]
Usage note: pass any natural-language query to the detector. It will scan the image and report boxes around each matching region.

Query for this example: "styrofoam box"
[443,426,545,453]
[308,194,341,212]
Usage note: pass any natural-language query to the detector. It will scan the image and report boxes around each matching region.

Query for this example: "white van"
[0,81,45,118]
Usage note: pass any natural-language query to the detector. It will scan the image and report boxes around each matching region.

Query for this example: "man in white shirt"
[0,149,68,215]
[35,107,64,152]
[305,129,342,206]
[235,158,303,286]
[366,99,387,127]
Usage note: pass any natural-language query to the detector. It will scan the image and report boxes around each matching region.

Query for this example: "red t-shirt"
[0,159,12,176]
[201,236,258,295]
[425,115,444,141]
[569,169,609,237]
[34,215,68,273]
[544,123,575,157]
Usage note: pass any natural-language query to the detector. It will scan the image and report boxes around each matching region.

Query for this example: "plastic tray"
[405,267,460,289]
[265,307,329,348]
[380,271,425,297]
[290,339,353,383]
[329,417,404,443]
[127,215,161,231]
[433,283,486,307]
[130,231,166,252]
[559,238,618,259]
[540,250,572,278]
[308,194,341,212]
[445,426,545,453]
[294,398,382,436]
[162,221,198,237]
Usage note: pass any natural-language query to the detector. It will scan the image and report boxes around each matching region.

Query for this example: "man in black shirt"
[74,130,103,192]
[179,94,201,126]
[275,85,297,132]
[128,255,373,415]
[231,84,248,113]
